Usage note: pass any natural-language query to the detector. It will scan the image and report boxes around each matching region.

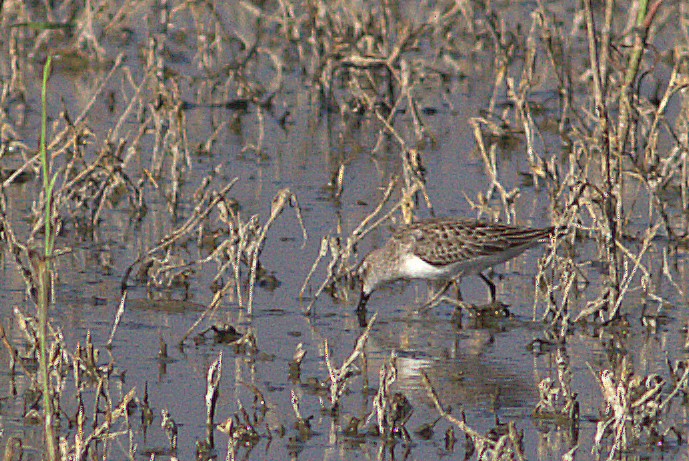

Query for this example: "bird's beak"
[356,291,370,312]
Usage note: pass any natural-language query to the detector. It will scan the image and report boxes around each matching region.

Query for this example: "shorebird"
[356,218,555,310]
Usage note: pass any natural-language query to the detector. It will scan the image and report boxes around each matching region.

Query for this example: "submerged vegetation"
[0,0,688,459]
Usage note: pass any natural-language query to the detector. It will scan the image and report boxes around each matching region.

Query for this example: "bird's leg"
[357,292,369,311]
[356,306,368,328]
[454,280,463,302]
[478,272,497,303]
[355,289,370,326]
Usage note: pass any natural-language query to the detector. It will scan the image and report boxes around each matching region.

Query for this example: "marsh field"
[1,0,689,460]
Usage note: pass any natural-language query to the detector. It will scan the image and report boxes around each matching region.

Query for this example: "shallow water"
[1,1,689,460]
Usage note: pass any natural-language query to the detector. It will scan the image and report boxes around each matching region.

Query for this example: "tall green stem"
[41,56,55,257]
[38,55,58,461]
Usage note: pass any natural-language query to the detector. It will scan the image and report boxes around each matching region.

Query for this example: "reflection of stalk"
[38,56,58,461]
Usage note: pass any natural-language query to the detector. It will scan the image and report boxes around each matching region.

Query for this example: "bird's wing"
[404,219,553,266]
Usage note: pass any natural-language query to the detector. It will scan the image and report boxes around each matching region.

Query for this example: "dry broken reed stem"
[507,12,546,189]
[161,408,178,454]
[300,177,399,314]
[367,101,434,222]
[66,388,137,460]
[345,57,435,221]
[216,381,268,459]
[324,312,377,413]
[469,117,516,222]
[0,193,38,301]
[475,0,682,325]
[290,389,311,439]
[178,187,305,342]
[7,307,138,459]
[591,353,689,458]
[534,349,579,426]
[204,352,223,449]
[533,211,580,329]
[2,53,125,190]
[246,188,307,313]
[120,178,239,291]
[586,0,622,315]
[578,0,669,317]
[106,291,127,348]
[609,223,660,318]
[368,351,413,440]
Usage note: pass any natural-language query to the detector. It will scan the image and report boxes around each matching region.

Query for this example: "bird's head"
[356,248,390,310]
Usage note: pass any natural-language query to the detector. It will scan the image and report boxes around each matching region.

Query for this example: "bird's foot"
[462,301,511,318]
[449,300,511,329]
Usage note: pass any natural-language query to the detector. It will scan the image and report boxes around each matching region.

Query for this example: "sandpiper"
[357,218,555,310]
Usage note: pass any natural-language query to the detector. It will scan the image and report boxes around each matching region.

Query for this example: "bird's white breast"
[400,254,459,280]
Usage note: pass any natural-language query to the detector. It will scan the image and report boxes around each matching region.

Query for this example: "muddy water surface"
[1,1,689,460]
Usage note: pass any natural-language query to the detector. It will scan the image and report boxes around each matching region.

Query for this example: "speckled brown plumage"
[400,218,554,266]
[357,217,555,310]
